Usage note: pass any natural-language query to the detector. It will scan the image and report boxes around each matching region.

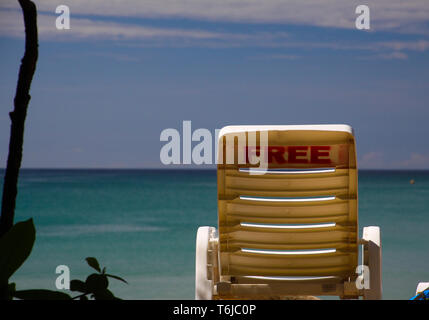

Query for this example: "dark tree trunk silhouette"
[0,0,38,238]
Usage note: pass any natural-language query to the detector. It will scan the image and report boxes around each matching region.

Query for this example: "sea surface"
[1,169,428,300]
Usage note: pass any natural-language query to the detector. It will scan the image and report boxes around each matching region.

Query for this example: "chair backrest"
[216,125,358,280]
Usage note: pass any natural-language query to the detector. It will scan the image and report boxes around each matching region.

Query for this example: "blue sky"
[0,0,429,169]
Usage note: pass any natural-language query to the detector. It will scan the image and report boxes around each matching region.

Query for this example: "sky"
[0,0,429,169]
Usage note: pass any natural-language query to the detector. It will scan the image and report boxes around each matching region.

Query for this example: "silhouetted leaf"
[1,282,16,300]
[85,257,101,272]
[102,267,106,274]
[85,273,108,292]
[105,274,128,284]
[70,279,87,293]
[13,289,71,300]
[93,288,116,300]
[8,282,16,294]
[0,219,35,281]
[80,295,88,300]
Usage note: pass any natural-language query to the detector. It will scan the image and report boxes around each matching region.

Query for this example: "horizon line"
[1,167,429,171]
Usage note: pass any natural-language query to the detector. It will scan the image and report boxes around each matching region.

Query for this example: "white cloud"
[378,40,429,52]
[396,153,429,169]
[379,52,408,60]
[0,9,294,47]
[1,2,429,54]
[250,54,300,60]
[1,0,429,33]
[0,10,233,41]
[359,51,409,60]
[1,12,276,50]
[359,151,385,169]
[359,152,429,169]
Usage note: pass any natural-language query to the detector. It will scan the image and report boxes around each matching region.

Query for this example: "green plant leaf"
[105,274,128,284]
[0,219,36,281]
[70,279,87,293]
[85,257,101,273]
[13,289,71,300]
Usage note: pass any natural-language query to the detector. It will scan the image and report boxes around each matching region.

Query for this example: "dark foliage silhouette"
[0,1,128,300]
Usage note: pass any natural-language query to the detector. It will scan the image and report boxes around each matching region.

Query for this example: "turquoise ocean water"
[2,169,428,300]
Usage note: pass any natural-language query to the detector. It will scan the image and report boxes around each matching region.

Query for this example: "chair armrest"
[362,226,382,300]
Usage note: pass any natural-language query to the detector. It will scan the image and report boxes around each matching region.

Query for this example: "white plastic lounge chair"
[195,125,382,300]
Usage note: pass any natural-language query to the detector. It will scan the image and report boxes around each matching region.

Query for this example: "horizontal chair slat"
[220,223,354,232]
[233,275,342,285]
[220,241,357,251]
[226,198,350,216]
[225,175,349,192]
[222,263,356,278]
[219,229,357,245]
[224,188,350,198]
[228,251,353,267]
[226,265,355,278]
[227,197,350,207]
[224,215,351,225]
[219,164,355,170]
[224,168,350,179]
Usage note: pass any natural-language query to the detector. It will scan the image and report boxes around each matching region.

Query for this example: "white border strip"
[239,196,335,202]
[240,222,336,229]
[218,125,354,139]
[239,168,336,174]
[241,248,336,255]
[244,275,338,281]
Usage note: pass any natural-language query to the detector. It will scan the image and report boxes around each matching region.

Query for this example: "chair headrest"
[217,124,355,170]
